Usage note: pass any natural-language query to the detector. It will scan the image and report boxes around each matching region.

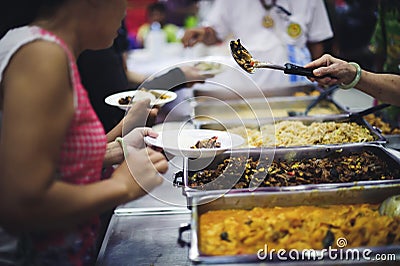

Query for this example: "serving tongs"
[288,85,340,116]
[230,39,320,77]
[347,103,391,121]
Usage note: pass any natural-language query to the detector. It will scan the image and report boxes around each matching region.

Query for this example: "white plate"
[144,129,244,158]
[104,90,177,109]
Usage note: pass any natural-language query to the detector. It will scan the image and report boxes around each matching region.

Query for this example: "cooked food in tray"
[365,114,400,135]
[292,90,321,97]
[188,151,399,189]
[200,204,400,255]
[194,102,342,121]
[228,121,374,148]
[190,136,221,149]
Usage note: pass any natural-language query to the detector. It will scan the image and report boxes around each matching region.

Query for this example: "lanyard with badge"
[259,0,302,39]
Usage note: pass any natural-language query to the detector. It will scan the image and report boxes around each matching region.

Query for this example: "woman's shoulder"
[0,26,69,84]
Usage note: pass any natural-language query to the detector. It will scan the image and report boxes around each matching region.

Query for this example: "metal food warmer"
[173,144,400,202]
[178,186,400,264]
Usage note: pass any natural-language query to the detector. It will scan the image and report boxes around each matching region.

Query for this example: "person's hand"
[181,28,207,47]
[304,54,358,87]
[122,99,159,135]
[112,147,167,197]
[179,65,214,87]
[123,127,158,151]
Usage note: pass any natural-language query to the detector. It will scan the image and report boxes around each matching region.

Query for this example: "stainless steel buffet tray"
[195,114,386,147]
[191,96,348,124]
[174,144,400,200]
[193,82,321,100]
[181,186,400,264]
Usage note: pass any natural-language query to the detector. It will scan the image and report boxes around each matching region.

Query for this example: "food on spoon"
[190,136,221,149]
[230,39,256,73]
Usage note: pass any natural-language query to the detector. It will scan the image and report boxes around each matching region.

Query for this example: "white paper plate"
[144,129,244,158]
[105,90,177,110]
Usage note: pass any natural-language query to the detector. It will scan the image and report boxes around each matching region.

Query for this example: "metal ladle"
[230,39,320,78]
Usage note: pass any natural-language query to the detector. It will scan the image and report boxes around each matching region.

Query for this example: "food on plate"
[190,136,221,149]
[364,114,400,135]
[200,204,400,255]
[140,87,170,100]
[118,95,133,105]
[188,151,399,189]
[117,88,171,105]
[228,121,374,148]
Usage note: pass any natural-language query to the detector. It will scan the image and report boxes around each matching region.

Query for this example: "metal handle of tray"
[177,223,191,248]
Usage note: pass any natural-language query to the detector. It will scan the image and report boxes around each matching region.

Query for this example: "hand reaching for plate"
[122,100,159,134]
[123,127,158,151]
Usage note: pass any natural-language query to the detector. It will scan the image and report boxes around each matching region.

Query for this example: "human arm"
[106,99,158,143]
[181,26,220,47]
[0,42,167,232]
[141,65,214,91]
[121,52,147,86]
[305,54,400,106]
[307,42,326,60]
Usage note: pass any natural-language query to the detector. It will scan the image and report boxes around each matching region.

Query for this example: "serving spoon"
[230,39,320,77]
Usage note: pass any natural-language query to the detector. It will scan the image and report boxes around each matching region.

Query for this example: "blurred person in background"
[136,2,180,48]
[160,0,200,28]
[326,0,378,71]
[78,20,152,133]
[79,19,212,133]
[181,0,333,88]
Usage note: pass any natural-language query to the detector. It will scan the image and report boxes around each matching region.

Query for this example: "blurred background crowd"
[120,0,400,128]
[126,0,399,74]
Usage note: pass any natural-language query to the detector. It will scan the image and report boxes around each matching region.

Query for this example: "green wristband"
[340,62,361,90]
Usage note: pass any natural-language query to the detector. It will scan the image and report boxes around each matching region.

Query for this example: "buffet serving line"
[96,44,400,265]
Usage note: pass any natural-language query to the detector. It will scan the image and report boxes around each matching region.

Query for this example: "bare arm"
[305,54,400,106]
[307,42,326,60]
[0,42,167,232]
[355,71,400,106]
[181,26,220,47]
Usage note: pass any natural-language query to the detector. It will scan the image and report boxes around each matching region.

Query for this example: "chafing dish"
[174,144,400,200]
[194,114,386,148]
[178,186,400,264]
[193,83,321,100]
[191,96,348,124]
